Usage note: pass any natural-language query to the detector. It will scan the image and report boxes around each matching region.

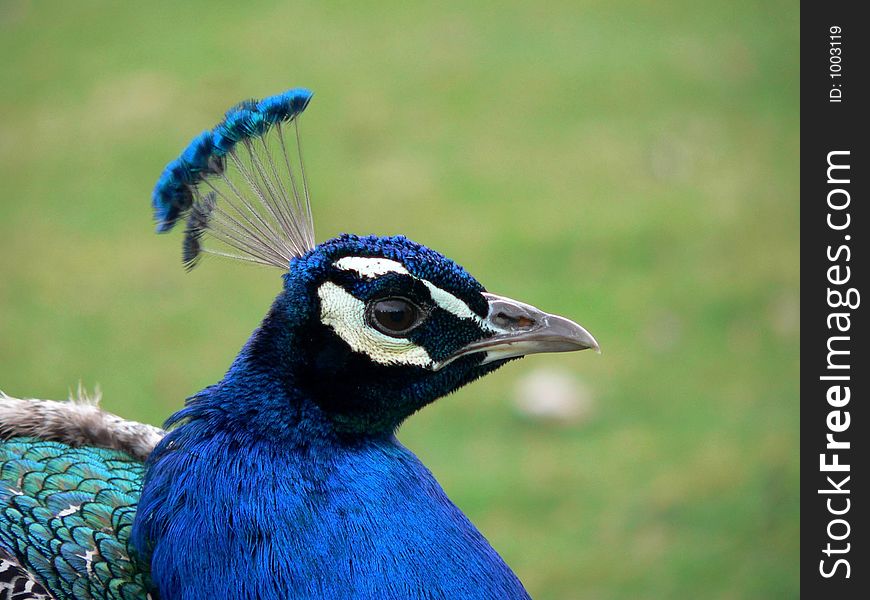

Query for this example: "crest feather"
[152,88,316,269]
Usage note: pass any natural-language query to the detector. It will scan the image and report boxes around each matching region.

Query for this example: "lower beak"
[435,292,599,369]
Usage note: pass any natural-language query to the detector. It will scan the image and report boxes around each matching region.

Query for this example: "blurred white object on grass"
[513,367,594,425]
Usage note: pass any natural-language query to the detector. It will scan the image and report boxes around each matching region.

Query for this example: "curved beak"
[435,292,599,370]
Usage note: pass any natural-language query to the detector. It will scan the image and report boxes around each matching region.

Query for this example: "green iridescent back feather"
[0,438,151,599]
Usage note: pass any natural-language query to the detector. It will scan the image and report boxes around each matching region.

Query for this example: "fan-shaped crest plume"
[151,88,316,269]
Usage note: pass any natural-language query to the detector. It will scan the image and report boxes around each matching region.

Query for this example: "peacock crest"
[151,88,316,270]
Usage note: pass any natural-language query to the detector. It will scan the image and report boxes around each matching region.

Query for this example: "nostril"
[492,312,536,330]
[515,316,535,329]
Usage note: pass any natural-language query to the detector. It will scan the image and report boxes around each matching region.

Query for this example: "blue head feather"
[178,131,216,175]
[211,108,256,156]
[151,161,194,233]
[141,89,533,597]
[151,88,313,234]
[132,234,530,599]
[257,88,313,124]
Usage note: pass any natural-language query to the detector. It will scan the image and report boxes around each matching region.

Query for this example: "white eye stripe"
[318,282,434,368]
[422,281,491,329]
[333,256,491,330]
[334,256,409,278]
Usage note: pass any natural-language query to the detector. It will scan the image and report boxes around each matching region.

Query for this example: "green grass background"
[0,1,798,598]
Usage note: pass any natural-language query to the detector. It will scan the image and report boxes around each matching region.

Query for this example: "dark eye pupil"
[371,298,418,334]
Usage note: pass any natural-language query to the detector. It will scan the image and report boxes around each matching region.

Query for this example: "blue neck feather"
[144,82,534,597]
[131,265,529,598]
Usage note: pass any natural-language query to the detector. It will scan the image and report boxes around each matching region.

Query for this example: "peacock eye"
[367,297,423,337]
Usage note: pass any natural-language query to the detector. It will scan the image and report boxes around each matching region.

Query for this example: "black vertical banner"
[802,3,868,597]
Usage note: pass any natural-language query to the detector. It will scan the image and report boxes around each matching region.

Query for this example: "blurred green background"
[0,1,798,598]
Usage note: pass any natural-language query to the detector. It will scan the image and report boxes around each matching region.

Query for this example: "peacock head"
[152,88,598,434]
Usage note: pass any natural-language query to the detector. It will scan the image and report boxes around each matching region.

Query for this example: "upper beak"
[435,292,599,369]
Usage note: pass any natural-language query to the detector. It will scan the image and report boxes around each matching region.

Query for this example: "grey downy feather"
[0,387,164,461]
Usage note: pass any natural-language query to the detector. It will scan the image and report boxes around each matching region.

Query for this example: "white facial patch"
[334,256,409,278]
[318,282,434,368]
[335,256,491,329]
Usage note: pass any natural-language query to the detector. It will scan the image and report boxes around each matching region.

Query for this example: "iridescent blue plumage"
[256,89,313,125]
[0,439,150,599]
[178,131,216,175]
[130,233,530,598]
[152,87,313,234]
[2,87,599,599]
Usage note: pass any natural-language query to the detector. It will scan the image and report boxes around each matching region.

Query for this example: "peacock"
[0,88,599,600]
